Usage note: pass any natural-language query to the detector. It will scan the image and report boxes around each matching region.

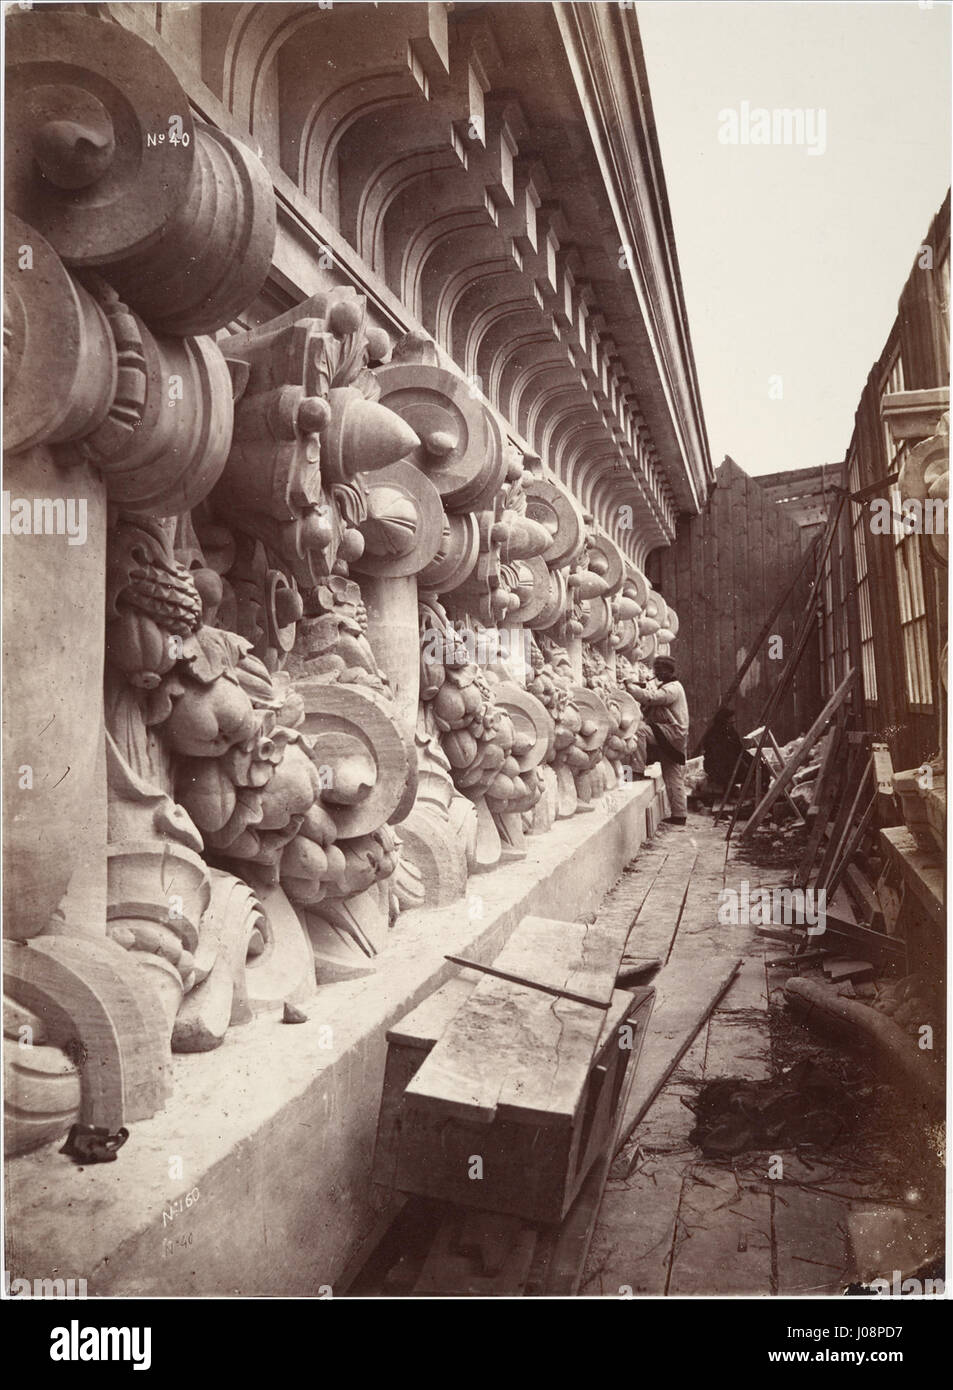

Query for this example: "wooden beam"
[816,756,871,892]
[842,863,887,933]
[795,714,845,887]
[824,794,877,901]
[741,669,857,839]
[767,729,807,824]
[444,955,608,1011]
[812,912,905,960]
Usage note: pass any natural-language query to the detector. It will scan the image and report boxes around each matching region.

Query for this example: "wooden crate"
[373,940,654,1225]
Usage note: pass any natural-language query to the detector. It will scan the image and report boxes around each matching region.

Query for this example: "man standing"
[627,655,690,826]
[702,705,752,791]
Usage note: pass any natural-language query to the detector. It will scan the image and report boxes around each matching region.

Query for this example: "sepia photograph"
[1,0,949,1342]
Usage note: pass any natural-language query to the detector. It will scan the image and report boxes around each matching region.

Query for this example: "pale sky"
[636,0,952,476]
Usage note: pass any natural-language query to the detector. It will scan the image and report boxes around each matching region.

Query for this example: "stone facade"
[3,3,711,1286]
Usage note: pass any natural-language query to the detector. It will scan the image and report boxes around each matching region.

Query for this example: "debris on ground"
[686,1059,856,1157]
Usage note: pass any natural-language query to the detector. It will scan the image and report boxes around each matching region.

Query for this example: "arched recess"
[480,310,565,404]
[212,2,449,139]
[553,421,609,492]
[540,403,601,480]
[510,357,584,442]
[590,474,654,554]
[367,158,476,286]
[325,98,453,242]
[377,167,494,321]
[496,346,577,435]
[460,286,541,380]
[567,445,620,518]
[426,242,518,350]
[626,455,677,546]
[292,73,423,215]
[533,391,587,452]
[525,380,590,457]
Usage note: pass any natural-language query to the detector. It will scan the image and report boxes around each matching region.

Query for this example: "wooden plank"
[747,471,766,701]
[717,463,738,715]
[816,761,872,889]
[810,910,905,962]
[386,976,476,1048]
[731,465,749,716]
[773,503,800,738]
[753,750,763,810]
[775,1186,850,1295]
[813,740,867,888]
[520,912,635,1008]
[795,715,844,886]
[376,980,635,1202]
[824,793,877,900]
[405,990,594,1129]
[703,1010,772,1081]
[581,1161,685,1296]
[694,469,716,728]
[615,957,742,1149]
[373,1037,426,1192]
[604,846,671,939]
[874,865,904,935]
[727,497,847,834]
[531,1147,617,1295]
[829,884,858,924]
[667,1164,773,1295]
[405,916,632,1128]
[682,507,699,720]
[767,729,807,822]
[825,958,875,983]
[741,668,856,838]
[403,989,656,1296]
[622,849,697,961]
[530,986,655,1295]
[843,862,886,932]
[695,477,714,726]
[756,923,804,944]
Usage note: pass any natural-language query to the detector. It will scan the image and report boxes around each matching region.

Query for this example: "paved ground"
[580,809,944,1298]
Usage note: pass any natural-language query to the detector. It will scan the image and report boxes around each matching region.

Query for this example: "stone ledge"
[4,775,664,1296]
